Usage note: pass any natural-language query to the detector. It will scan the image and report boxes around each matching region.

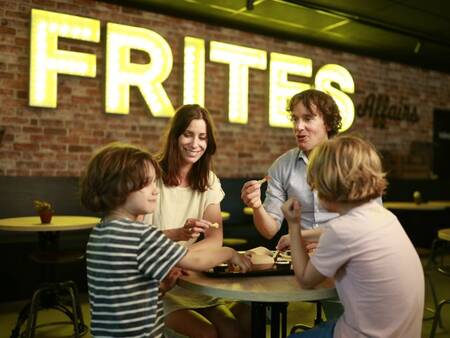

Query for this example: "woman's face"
[177,118,208,166]
[291,102,329,156]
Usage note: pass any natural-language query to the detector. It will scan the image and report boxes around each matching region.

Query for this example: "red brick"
[0,0,448,178]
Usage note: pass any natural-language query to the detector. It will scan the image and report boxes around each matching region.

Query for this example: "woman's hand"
[241,180,263,209]
[228,251,253,273]
[281,198,301,227]
[180,218,211,241]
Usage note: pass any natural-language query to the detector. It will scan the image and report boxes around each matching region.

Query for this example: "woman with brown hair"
[144,104,247,338]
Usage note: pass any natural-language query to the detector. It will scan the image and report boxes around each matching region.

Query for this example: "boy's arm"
[282,198,325,289]
[177,246,252,272]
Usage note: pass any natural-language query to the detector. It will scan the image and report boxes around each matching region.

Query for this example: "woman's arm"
[189,203,223,251]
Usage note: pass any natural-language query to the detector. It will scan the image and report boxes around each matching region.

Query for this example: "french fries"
[258,175,270,185]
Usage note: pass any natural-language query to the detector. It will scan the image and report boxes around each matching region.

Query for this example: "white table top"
[0,216,100,232]
[383,201,450,211]
[178,272,336,303]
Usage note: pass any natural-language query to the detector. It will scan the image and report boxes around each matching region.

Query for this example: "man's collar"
[297,149,308,164]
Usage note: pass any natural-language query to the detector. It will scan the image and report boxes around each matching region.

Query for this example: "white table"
[179,272,336,338]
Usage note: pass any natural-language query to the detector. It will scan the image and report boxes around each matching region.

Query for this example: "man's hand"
[276,234,290,251]
[241,180,263,209]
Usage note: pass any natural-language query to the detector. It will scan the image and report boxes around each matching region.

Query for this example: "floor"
[0,257,449,338]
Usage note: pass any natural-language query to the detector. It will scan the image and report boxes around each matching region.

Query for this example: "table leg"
[251,302,267,338]
[270,304,280,338]
[270,302,288,338]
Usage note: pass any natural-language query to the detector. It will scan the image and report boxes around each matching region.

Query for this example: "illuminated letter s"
[315,64,355,132]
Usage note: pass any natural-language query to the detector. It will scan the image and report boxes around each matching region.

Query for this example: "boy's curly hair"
[80,142,160,213]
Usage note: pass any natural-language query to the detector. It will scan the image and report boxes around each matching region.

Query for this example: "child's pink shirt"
[311,200,424,338]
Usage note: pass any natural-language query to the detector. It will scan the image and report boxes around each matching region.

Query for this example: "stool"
[10,247,88,338]
[290,301,323,334]
[429,228,450,338]
[26,281,88,338]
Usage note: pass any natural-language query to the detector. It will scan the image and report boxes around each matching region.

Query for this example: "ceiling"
[106,0,450,74]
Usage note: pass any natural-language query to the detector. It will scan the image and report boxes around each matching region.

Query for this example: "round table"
[221,211,230,221]
[179,272,336,338]
[0,215,99,337]
[383,201,450,211]
[0,215,100,232]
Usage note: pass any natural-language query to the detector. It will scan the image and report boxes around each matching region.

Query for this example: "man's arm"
[241,179,281,239]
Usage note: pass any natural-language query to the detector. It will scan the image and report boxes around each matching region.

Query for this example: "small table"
[243,207,253,215]
[383,201,450,211]
[383,201,450,249]
[179,272,336,338]
[0,215,100,232]
[221,211,230,221]
[0,216,99,337]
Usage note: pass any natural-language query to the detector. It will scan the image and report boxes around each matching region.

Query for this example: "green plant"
[33,200,54,213]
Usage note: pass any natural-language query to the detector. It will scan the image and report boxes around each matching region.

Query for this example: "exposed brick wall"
[1,0,449,178]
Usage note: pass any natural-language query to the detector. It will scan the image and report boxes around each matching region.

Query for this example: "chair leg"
[25,284,53,338]
[424,271,442,327]
[21,281,88,338]
[60,281,87,337]
[314,302,323,326]
[430,299,450,338]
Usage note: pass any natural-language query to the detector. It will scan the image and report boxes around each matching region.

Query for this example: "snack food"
[210,222,219,229]
[246,247,275,271]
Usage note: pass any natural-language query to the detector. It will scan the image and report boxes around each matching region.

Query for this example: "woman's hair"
[307,135,387,203]
[80,142,160,213]
[158,104,217,192]
[288,89,342,137]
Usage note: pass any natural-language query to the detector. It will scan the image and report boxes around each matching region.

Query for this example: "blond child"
[282,135,424,338]
[80,142,251,338]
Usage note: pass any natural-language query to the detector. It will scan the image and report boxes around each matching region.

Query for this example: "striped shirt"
[86,219,187,338]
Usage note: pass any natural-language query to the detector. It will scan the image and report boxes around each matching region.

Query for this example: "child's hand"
[159,267,183,295]
[229,251,252,273]
[281,198,301,226]
[181,218,210,240]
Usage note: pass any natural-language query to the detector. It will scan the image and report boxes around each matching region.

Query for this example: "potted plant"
[33,200,54,224]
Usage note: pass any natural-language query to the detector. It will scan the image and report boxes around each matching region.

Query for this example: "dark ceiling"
[107,0,450,74]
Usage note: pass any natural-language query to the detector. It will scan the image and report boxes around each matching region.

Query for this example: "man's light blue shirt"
[263,148,338,230]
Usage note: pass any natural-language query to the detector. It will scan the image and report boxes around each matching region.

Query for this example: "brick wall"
[1,0,450,178]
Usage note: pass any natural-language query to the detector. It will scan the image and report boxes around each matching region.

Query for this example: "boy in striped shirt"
[81,143,251,338]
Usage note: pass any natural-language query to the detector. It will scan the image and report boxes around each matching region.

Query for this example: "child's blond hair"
[307,135,387,203]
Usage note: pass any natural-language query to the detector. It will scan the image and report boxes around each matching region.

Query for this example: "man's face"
[291,102,329,155]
